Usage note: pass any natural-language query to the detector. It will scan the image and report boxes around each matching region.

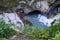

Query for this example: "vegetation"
[0,38,6,40]
[23,24,60,40]
[0,0,19,11]
[0,0,60,40]
[53,32,60,40]
[0,18,18,39]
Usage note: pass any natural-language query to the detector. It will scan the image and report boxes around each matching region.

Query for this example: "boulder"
[0,13,24,28]
[35,1,50,13]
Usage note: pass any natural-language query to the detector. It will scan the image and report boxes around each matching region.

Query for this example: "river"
[24,7,58,29]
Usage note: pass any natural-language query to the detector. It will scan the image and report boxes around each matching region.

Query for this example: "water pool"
[24,7,58,29]
[25,14,48,30]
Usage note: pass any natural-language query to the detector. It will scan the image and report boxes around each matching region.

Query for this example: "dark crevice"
[26,10,47,16]
[27,10,41,15]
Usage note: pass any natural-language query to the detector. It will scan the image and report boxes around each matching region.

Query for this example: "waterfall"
[38,14,55,26]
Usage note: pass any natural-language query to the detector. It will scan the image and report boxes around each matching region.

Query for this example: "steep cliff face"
[0,0,59,14]
[17,0,56,13]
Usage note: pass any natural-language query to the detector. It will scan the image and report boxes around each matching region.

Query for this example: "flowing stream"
[25,14,48,29]
[24,7,58,29]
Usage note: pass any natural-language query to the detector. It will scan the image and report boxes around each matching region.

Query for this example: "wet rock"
[16,8,24,13]
[51,19,56,25]
[15,9,32,26]
[50,0,60,10]
[0,10,3,14]
[58,7,60,13]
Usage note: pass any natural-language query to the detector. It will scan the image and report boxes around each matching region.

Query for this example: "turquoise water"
[24,7,58,29]
[25,14,48,30]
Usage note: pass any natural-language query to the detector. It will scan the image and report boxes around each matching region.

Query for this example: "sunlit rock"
[35,1,50,13]
[0,13,24,28]
[16,0,50,14]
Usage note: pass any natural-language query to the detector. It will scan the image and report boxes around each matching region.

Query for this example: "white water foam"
[38,14,55,26]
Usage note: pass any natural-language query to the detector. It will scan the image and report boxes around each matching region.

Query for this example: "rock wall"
[0,13,24,28]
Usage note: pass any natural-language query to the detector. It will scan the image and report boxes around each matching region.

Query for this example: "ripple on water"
[25,14,48,30]
[24,7,59,29]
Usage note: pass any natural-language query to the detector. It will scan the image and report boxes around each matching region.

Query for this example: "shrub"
[0,18,18,38]
[53,32,60,40]
[48,23,60,38]
[23,25,49,39]
[23,24,60,40]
